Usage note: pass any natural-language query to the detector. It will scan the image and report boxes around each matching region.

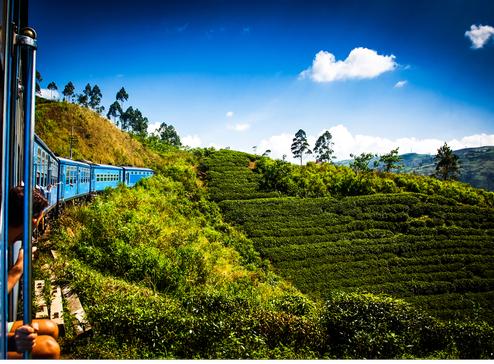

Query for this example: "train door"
[0,2,6,353]
[1,0,38,357]
[76,166,80,195]
[59,165,65,200]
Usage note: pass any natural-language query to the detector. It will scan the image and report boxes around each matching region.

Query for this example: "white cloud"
[38,88,60,100]
[182,134,202,148]
[227,123,250,132]
[226,111,234,118]
[258,133,294,161]
[394,80,408,88]
[258,125,494,163]
[147,121,161,134]
[447,133,494,150]
[465,24,494,49]
[300,47,397,83]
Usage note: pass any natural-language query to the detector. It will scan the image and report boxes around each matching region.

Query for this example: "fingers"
[14,325,38,353]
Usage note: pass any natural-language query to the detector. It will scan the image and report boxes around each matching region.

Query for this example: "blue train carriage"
[91,163,123,192]
[58,158,91,201]
[122,166,154,187]
[33,135,59,209]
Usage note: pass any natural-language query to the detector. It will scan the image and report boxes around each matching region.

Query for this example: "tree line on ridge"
[36,72,182,148]
[290,128,460,181]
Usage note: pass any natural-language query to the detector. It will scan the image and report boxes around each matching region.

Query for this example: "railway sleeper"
[51,250,92,337]
[34,279,64,336]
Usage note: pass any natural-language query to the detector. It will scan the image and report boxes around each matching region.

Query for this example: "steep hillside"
[201,150,494,325]
[34,98,186,171]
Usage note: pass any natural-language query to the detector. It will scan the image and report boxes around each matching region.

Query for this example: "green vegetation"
[200,149,494,356]
[219,193,494,322]
[46,161,494,359]
[34,102,494,358]
[291,129,312,165]
[198,149,280,201]
[435,142,460,180]
[49,169,327,359]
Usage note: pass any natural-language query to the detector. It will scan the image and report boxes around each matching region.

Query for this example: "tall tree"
[89,84,103,111]
[314,131,335,163]
[349,152,377,173]
[47,82,58,100]
[379,147,403,172]
[291,129,312,165]
[36,71,43,94]
[116,87,129,108]
[62,81,75,102]
[77,83,92,107]
[129,108,148,135]
[157,122,181,146]
[107,101,122,125]
[77,93,88,107]
[434,142,460,180]
[120,106,134,131]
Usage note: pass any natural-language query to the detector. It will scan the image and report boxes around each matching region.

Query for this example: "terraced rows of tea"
[201,149,279,201]
[202,150,494,323]
[219,193,494,323]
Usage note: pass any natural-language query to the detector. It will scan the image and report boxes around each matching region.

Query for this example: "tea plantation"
[198,149,280,201]
[202,150,494,324]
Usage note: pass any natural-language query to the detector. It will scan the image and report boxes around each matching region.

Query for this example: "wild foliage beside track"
[46,164,494,359]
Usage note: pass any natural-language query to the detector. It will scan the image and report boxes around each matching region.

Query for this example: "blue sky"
[31,0,494,161]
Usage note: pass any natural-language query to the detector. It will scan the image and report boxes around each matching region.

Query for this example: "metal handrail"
[15,26,37,360]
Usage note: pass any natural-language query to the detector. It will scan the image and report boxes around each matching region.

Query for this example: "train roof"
[57,157,91,167]
[91,163,123,170]
[121,166,154,172]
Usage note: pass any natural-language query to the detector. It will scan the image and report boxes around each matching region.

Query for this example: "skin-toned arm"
[7,248,23,293]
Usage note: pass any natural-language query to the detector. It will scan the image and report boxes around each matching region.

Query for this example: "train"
[0,0,153,358]
[34,134,154,211]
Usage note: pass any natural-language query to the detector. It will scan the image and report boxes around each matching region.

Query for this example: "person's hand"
[13,249,24,274]
[14,322,39,353]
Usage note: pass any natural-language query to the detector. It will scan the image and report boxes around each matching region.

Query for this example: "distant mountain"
[337,146,494,191]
